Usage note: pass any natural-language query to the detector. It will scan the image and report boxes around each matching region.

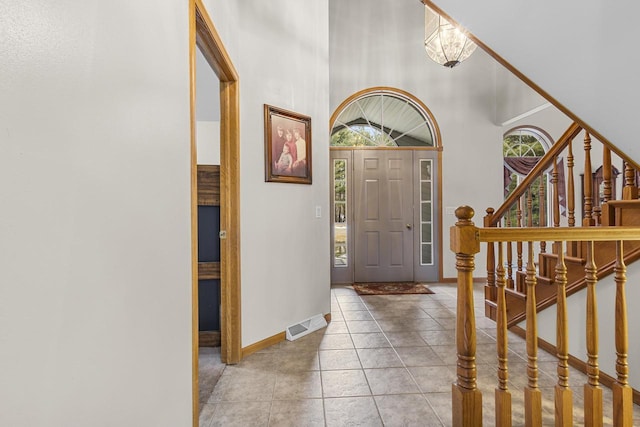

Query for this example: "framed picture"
[264,104,312,184]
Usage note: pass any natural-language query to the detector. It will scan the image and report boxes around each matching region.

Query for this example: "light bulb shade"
[424,5,477,68]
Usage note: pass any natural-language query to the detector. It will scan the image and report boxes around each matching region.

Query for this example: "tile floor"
[199,283,640,426]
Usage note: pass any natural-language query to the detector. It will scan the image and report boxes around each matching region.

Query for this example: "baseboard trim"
[510,325,640,405]
[199,331,220,347]
[241,312,332,358]
[242,331,286,358]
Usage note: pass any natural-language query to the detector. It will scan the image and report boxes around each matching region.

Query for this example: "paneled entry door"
[354,150,414,282]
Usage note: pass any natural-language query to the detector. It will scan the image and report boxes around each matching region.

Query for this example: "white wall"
[202,0,331,346]
[330,0,504,279]
[432,0,640,164]
[0,1,192,426]
[532,260,640,390]
[495,65,550,127]
[196,46,221,164]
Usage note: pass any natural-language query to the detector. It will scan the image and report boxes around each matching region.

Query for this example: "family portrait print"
[264,105,312,184]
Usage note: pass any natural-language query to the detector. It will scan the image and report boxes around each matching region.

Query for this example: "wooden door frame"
[189,0,242,424]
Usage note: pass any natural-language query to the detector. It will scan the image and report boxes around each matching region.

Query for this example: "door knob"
[406,224,412,230]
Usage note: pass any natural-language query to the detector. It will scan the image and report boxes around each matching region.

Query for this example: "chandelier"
[424,4,477,68]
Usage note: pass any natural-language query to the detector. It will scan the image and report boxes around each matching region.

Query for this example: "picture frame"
[264,104,312,184]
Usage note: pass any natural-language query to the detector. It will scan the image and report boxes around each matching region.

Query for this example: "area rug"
[352,282,434,295]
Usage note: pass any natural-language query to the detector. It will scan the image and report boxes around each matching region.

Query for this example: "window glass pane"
[333,159,348,267]
[421,182,431,201]
[421,243,433,265]
[331,91,435,147]
[421,160,432,180]
[421,222,432,243]
[421,201,432,222]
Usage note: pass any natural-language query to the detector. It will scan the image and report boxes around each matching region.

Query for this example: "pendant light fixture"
[423,3,477,68]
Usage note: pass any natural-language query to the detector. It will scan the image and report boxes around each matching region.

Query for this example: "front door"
[354,150,414,282]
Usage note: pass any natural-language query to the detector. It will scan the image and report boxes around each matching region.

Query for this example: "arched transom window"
[331,91,436,147]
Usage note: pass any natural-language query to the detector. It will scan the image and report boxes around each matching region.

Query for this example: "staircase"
[448,122,640,425]
[482,123,640,327]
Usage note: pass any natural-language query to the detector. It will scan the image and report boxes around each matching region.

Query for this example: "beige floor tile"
[336,295,362,303]
[273,371,322,399]
[318,333,354,350]
[345,320,380,333]
[395,346,446,367]
[321,369,371,398]
[375,394,444,426]
[356,347,404,369]
[408,366,456,393]
[209,370,276,402]
[338,301,367,311]
[384,331,428,347]
[350,332,391,349]
[319,349,362,370]
[197,284,640,427]
[324,396,383,427]
[268,399,325,427]
[207,401,271,427]
[418,329,456,346]
[364,367,420,395]
[341,310,373,321]
[324,320,348,334]
[198,403,216,427]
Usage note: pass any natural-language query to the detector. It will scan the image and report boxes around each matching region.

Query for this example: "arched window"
[331,91,436,147]
[503,127,554,226]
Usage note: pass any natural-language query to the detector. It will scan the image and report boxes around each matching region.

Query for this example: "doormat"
[352,282,434,296]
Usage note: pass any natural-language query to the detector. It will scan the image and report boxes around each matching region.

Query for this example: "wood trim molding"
[188,3,198,424]
[199,331,221,347]
[441,276,487,283]
[198,262,220,280]
[242,332,286,359]
[191,1,242,425]
[197,165,220,206]
[510,325,640,405]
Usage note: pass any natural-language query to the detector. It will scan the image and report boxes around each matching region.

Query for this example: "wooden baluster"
[583,132,595,226]
[495,242,512,427]
[552,157,560,229]
[584,240,603,426]
[451,206,482,426]
[485,208,496,311]
[567,140,576,227]
[602,146,612,203]
[517,197,524,293]
[552,158,561,254]
[524,241,542,426]
[554,241,572,426]
[612,240,633,426]
[506,215,514,290]
[527,188,533,227]
[538,176,546,253]
[622,161,638,200]
[593,206,601,226]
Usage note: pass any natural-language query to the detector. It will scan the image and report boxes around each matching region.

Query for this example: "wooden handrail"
[477,226,640,243]
[492,122,583,224]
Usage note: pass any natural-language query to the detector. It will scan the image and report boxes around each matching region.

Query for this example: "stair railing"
[451,205,638,426]
[484,122,640,323]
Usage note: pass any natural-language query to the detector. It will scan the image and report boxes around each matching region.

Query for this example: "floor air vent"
[285,314,327,341]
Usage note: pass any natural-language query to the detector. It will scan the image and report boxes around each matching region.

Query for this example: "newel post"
[450,206,482,426]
